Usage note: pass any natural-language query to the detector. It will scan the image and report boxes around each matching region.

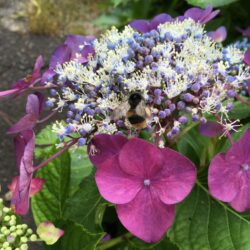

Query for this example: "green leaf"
[31,147,71,225]
[168,182,250,250]
[69,146,93,194]
[228,101,250,120]
[186,0,238,8]
[127,236,178,249]
[64,174,107,234]
[45,222,104,250]
[92,14,121,28]
[177,126,210,165]
[35,125,59,145]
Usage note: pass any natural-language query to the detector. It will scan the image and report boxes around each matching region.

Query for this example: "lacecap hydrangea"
[44,16,250,147]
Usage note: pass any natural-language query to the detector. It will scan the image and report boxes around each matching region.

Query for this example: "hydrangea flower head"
[89,135,196,242]
[46,11,250,146]
[208,128,250,212]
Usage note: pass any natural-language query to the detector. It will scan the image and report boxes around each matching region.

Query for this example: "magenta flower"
[243,50,250,66]
[129,13,173,33]
[42,35,95,83]
[0,55,43,98]
[8,93,44,134]
[12,130,36,215]
[8,177,44,197]
[207,26,227,42]
[184,5,220,24]
[89,135,196,242]
[199,121,223,137]
[208,128,250,212]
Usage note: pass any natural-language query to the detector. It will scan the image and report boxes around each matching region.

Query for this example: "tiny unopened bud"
[20,244,28,250]
[30,234,38,241]
[26,229,33,235]
[3,208,10,213]
[3,229,10,236]
[2,242,10,248]
[16,229,23,236]
[4,215,10,221]
[20,236,28,243]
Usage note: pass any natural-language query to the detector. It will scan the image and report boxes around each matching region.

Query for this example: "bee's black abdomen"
[128,93,142,109]
[128,114,145,124]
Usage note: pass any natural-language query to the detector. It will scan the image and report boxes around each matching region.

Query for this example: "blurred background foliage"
[23,0,250,41]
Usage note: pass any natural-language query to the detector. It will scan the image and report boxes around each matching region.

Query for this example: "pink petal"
[7,114,37,134]
[152,147,196,205]
[12,130,35,215]
[88,134,128,167]
[208,153,241,202]
[12,176,32,215]
[8,177,18,192]
[119,138,163,179]
[26,94,40,117]
[30,178,45,196]
[129,20,151,33]
[207,26,227,42]
[243,50,250,66]
[227,128,250,165]
[229,176,250,212]
[150,13,173,30]
[49,44,71,69]
[95,156,142,204]
[0,88,19,98]
[199,121,223,137]
[116,188,175,243]
[32,55,44,79]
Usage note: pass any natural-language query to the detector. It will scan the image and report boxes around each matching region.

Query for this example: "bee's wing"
[111,102,130,120]
[135,101,147,116]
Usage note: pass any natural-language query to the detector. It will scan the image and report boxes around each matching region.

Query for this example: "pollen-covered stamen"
[144,179,151,186]
[241,163,249,171]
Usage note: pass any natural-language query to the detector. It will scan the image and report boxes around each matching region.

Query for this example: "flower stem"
[37,110,57,124]
[33,139,77,171]
[225,131,234,145]
[98,233,133,250]
[236,95,250,105]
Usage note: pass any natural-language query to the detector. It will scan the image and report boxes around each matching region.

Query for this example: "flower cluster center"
[144,179,151,186]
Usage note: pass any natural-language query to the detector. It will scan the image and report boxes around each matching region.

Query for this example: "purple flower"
[0,55,43,98]
[12,130,35,215]
[199,121,223,137]
[89,135,196,242]
[243,50,250,66]
[129,13,173,33]
[42,35,95,83]
[184,5,220,24]
[237,27,250,37]
[8,93,44,134]
[208,129,250,212]
[207,26,227,42]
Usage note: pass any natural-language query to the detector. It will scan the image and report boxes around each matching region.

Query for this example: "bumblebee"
[126,92,151,129]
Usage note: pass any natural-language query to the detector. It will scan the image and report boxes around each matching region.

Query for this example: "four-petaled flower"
[88,134,196,242]
[208,128,250,212]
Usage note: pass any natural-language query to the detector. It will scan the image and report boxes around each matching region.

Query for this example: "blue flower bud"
[78,138,86,146]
